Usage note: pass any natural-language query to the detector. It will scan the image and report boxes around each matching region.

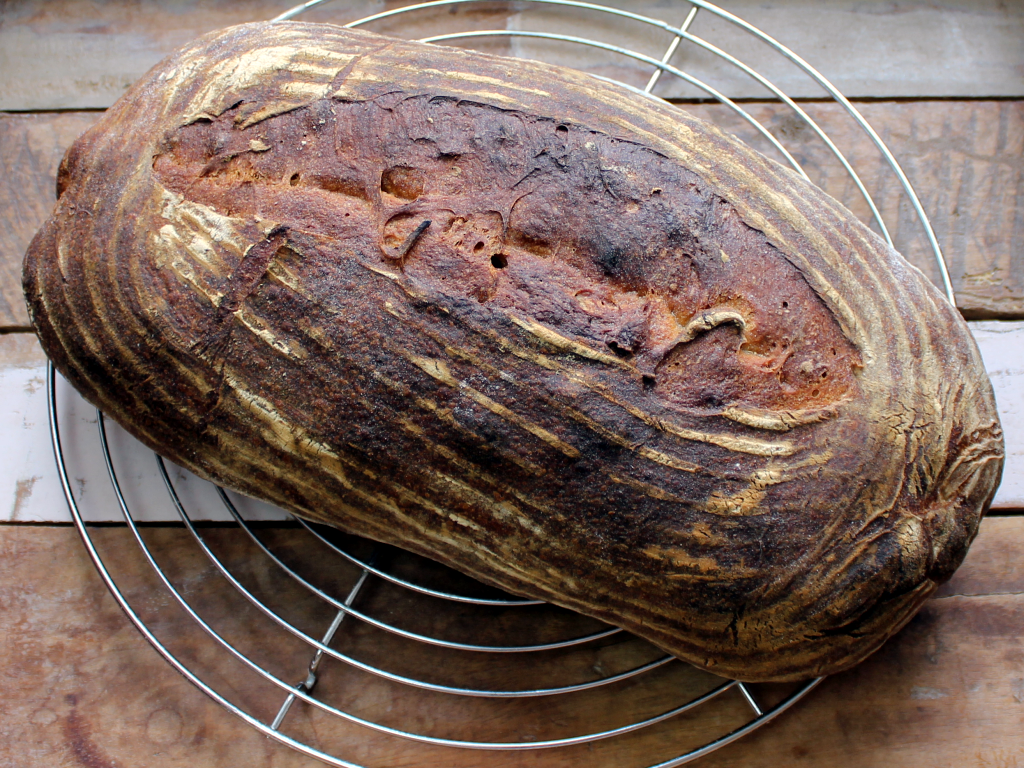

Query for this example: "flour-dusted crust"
[24,22,1003,681]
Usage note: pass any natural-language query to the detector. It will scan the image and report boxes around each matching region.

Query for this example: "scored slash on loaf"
[23,21,1003,681]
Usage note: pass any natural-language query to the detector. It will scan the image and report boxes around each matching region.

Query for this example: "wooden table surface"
[1,2,1022,766]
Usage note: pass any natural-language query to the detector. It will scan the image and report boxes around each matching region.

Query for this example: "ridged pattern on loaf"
[24,22,1003,680]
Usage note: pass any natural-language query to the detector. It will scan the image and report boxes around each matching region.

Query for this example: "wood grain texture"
[510,0,1024,102]
[0,111,101,328]
[695,594,1024,768]
[23,22,1004,681]
[1,0,1022,110]
[1,517,1022,768]
[685,100,1024,321]
[6,100,1023,328]
[0,0,514,111]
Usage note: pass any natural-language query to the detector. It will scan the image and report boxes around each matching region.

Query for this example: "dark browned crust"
[24,22,1004,681]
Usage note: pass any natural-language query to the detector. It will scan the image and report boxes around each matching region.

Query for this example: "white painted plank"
[969,322,1024,509]
[0,336,287,523]
[0,0,1022,111]
[3,323,1021,522]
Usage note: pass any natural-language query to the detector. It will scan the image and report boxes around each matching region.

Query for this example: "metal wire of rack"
[51,1,955,766]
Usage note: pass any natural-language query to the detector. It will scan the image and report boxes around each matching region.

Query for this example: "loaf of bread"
[23,21,1003,681]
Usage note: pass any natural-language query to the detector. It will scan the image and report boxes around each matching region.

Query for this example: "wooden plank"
[695,593,1024,768]
[0,0,333,111]
[0,0,514,111]
[0,111,101,328]
[1,1,1022,111]
[698,517,1024,766]
[4,323,1023,523]
[0,330,290,522]
[0,524,766,768]
[1,517,1021,767]
[511,0,1024,101]
[935,516,1024,599]
[682,100,1024,320]
[3,102,1023,326]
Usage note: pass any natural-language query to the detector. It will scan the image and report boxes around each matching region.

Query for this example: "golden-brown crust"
[23,22,1003,681]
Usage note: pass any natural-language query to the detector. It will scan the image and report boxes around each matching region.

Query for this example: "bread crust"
[23,22,1004,681]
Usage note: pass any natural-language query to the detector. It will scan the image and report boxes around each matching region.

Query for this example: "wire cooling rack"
[51,1,955,766]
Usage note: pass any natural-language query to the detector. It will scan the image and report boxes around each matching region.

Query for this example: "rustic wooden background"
[1,1,1022,766]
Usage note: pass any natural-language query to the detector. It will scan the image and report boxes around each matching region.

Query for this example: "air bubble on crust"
[381,166,425,201]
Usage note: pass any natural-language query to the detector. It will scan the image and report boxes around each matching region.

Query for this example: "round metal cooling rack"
[50,1,955,766]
